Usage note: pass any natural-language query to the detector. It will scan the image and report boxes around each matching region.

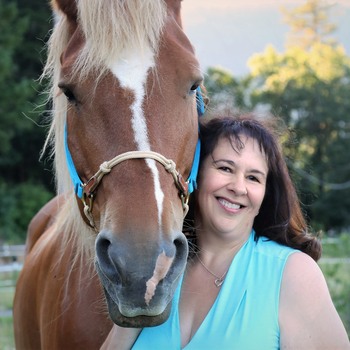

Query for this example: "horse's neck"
[25,195,65,255]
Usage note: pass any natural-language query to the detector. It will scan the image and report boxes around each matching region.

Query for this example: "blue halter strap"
[64,86,205,200]
[187,86,205,193]
[64,124,84,198]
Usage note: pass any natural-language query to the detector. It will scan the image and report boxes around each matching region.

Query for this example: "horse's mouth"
[103,287,172,327]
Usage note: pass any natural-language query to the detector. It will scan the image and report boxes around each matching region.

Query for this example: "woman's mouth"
[218,198,243,210]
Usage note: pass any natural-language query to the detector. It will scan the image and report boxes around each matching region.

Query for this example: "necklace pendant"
[214,278,224,287]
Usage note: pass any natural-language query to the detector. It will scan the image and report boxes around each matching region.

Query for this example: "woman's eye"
[219,166,231,173]
[248,175,259,182]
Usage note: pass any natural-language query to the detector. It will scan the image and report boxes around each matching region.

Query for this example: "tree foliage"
[204,67,250,114]
[248,43,350,230]
[282,0,337,49]
[0,0,53,243]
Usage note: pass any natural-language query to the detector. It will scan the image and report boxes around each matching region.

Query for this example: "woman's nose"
[227,175,247,196]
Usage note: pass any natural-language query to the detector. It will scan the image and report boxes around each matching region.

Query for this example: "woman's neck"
[194,227,252,267]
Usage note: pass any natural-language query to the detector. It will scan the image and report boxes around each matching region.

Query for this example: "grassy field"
[1,234,349,348]
[0,270,18,350]
[319,233,350,336]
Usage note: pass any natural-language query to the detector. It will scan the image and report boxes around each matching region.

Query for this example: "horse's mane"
[41,0,167,264]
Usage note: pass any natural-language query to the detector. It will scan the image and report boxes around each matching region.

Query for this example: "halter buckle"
[83,175,99,196]
[180,191,190,217]
[176,173,189,194]
[82,191,97,229]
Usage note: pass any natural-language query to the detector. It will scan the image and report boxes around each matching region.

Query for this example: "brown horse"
[13,0,204,348]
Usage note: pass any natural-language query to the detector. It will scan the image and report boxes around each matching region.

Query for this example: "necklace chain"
[196,255,228,287]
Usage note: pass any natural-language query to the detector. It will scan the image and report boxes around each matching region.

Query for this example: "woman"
[102,115,349,349]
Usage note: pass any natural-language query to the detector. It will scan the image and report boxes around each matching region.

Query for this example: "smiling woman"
[102,113,350,350]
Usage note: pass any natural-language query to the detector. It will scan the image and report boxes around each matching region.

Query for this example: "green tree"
[13,0,53,79]
[247,42,350,231]
[0,1,31,159]
[0,0,53,243]
[204,67,251,114]
[282,0,337,49]
[0,0,52,184]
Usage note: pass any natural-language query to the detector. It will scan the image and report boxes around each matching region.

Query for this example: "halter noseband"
[64,87,205,229]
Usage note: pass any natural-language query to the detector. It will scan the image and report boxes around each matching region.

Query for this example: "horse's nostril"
[95,235,120,281]
[96,235,111,260]
[173,235,189,265]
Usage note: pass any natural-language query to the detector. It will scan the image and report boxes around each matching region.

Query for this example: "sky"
[181,0,350,76]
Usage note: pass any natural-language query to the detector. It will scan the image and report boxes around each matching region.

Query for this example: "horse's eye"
[58,83,77,103]
[190,83,199,93]
[62,87,76,103]
[189,83,200,95]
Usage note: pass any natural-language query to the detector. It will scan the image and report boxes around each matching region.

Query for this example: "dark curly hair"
[185,114,321,261]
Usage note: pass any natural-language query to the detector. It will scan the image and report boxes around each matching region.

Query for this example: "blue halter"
[64,124,84,198]
[187,86,205,193]
[64,86,205,199]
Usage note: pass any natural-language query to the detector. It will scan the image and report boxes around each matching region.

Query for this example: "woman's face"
[196,136,268,240]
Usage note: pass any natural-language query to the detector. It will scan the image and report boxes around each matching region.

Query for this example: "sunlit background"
[182,0,350,75]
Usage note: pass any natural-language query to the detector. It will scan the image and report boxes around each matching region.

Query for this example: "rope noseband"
[64,87,205,229]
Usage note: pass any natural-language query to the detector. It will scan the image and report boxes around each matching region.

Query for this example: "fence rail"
[0,245,25,261]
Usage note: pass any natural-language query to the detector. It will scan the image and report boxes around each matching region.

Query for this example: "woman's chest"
[179,267,222,347]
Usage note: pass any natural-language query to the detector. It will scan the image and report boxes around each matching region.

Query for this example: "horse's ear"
[165,0,183,27]
[51,0,78,22]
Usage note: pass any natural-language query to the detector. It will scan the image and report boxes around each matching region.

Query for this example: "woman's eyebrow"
[212,159,235,166]
[250,169,267,178]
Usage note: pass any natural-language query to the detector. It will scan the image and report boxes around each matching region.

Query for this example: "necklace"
[196,255,228,287]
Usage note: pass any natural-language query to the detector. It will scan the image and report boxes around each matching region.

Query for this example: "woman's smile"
[217,197,245,211]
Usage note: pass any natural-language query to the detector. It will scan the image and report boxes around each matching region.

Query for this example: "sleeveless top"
[132,230,298,350]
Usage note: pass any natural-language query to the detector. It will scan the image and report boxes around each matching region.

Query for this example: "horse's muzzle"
[95,229,188,326]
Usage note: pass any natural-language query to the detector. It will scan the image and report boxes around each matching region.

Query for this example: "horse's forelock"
[75,0,167,78]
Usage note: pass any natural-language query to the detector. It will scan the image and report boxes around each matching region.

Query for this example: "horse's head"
[48,0,203,327]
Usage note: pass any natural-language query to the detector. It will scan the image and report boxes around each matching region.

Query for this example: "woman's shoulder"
[280,251,330,312]
[254,234,298,260]
[282,251,323,288]
[279,252,350,349]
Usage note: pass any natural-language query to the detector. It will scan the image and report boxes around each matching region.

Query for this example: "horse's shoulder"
[25,195,65,254]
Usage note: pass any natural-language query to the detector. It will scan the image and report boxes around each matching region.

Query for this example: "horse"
[13,1,205,348]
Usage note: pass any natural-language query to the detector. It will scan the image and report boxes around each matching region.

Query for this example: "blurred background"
[0,0,349,347]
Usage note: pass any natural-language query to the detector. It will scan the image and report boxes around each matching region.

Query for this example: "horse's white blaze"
[144,251,174,306]
[109,49,164,225]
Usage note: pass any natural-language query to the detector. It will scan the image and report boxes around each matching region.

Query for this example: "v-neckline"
[177,232,254,349]
[178,274,224,349]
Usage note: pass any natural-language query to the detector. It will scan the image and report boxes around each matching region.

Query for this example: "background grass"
[0,271,18,350]
[1,235,349,348]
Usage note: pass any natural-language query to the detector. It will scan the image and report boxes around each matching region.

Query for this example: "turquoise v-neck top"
[132,231,297,350]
